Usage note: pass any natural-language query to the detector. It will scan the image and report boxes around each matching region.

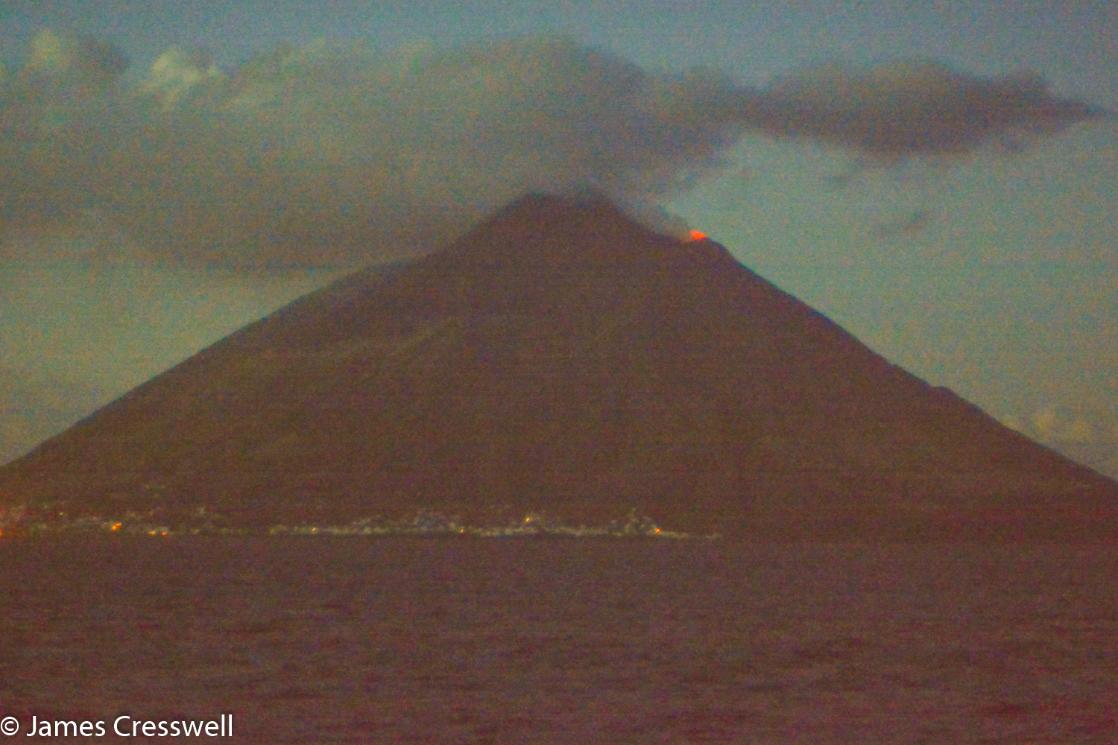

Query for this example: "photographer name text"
[0,714,233,738]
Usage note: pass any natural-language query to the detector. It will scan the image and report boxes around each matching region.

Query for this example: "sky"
[1,1,1116,477]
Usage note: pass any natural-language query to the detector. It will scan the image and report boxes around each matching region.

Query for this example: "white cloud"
[140,47,225,110]
[1060,417,1096,445]
[1031,406,1060,441]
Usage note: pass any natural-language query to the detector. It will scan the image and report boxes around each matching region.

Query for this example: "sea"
[1,536,1115,744]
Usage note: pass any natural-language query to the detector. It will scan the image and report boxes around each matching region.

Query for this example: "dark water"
[1,537,1115,743]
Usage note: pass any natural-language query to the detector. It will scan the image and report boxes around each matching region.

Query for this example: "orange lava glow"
[686,229,708,242]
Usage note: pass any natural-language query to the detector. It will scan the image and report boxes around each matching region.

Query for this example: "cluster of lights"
[0,508,703,539]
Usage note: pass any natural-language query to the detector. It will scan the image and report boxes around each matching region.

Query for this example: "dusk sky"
[1,1,1116,476]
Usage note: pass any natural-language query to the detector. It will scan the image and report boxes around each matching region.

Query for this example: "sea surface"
[1,537,1115,744]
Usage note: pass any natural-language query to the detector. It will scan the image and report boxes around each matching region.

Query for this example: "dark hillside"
[1,194,1114,539]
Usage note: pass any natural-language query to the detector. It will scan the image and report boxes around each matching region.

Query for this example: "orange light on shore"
[686,229,708,242]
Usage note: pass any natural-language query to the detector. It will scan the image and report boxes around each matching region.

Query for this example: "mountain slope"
[1,194,1114,539]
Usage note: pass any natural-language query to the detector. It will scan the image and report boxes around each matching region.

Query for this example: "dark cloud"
[10,28,127,104]
[0,33,1107,271]
[871,209,933,240]
[1,33,742,270]
[733,61,1108,160]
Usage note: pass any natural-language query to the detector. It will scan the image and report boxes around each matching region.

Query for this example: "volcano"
[1,194,1115,539]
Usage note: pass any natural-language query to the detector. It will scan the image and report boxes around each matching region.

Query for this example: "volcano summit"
[1,194,1115,539]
